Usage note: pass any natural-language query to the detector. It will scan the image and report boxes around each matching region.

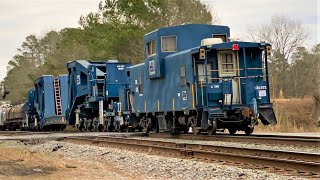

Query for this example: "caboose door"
[217,50,241,104]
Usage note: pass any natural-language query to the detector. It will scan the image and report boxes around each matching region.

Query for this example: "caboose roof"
[165,41,271,59]
[144,24,230,37]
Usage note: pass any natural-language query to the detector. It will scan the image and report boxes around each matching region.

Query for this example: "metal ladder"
[54,77,62,115]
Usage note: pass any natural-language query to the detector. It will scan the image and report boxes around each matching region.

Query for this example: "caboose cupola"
[143,24,230,79]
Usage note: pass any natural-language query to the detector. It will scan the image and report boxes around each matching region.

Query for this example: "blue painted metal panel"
[129,49,195,113]
[144,24,230,79]
[238,46,270,106]
[67,60,107,104]
[34,76,53,125]
[106,62,131,98]
[129,24,230,113]
[27,89,36,109]
[66,60,131,125]
[23,89,38,122]
[34,75,68,126]
[128,24,274,123]
[66,60,108,122]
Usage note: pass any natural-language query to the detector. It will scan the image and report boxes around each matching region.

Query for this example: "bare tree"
[312,44,320,124]
[247,14,309,98]
[247,14,309,60]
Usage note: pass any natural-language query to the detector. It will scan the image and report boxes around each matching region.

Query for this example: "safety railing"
[209,68,265,71]
[197,67,267,81]
[194,67,273,107]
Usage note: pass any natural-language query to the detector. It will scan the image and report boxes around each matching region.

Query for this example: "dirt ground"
[0,142,138,180]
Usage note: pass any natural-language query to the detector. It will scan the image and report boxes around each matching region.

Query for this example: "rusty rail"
[0,131,52,136]
[63,136,320,177]
[146,133,320,147]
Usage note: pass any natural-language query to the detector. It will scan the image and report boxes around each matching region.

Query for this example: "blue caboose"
[34,75,68,131]
[66,60,131,131]
[122,24,276,135]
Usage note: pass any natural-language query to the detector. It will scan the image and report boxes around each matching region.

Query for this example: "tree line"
[248,14,319,118]
[1,1,319,117]
[2,0,217,102]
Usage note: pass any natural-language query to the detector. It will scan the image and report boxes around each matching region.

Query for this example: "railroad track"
[63,136,320,177]
[146,133,320,147]
[0,131,52,136]
[1,130,318,148]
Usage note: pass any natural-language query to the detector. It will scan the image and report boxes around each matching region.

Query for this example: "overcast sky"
[0,0,319,82]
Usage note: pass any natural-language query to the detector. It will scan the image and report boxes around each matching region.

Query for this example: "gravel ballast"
[1,140,307,180]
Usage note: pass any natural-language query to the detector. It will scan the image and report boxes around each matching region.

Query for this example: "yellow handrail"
[209,68,265,72]
[208,76,268,80]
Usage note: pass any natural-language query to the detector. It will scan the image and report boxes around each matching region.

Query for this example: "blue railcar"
[66,60,131,131]
[24,89,40,129]
[33,75,68,131]
[122,24,276,135]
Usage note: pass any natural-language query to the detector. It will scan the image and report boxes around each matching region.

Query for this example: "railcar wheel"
[113,125,120,132]
[113,121,121,132]
[106,123,112,132]
[126,127,134,132]
[192,127,201,135]
[183,126,190,134]
[120,125,128,132]
[97,124,103,132]
[228,128,237,135]
[207,120,217,135]
[207,127,216,135]
[78,123,85,132]
[88,121,94,132]
[244,126,254,135]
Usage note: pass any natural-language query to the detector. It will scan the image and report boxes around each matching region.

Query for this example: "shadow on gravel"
[0,160,55,176]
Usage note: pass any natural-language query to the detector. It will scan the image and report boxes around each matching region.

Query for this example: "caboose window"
[146,41,156,57]
[161,36,177,52]
[212,34,227,42]
[197,64,212,83]
[221,54,234,73]
[180,65,186,86]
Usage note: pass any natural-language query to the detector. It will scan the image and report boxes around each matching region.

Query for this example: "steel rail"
[97,136,320,163]
[63,136,320,177]
[236,134,320,140]
[0,131,52,136]
[146,133,320,147]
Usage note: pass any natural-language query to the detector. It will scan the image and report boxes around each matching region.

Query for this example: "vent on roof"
[107,60,119,63]
[201,38,223,46]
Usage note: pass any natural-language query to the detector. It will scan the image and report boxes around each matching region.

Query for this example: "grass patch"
[256,98,319,133]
